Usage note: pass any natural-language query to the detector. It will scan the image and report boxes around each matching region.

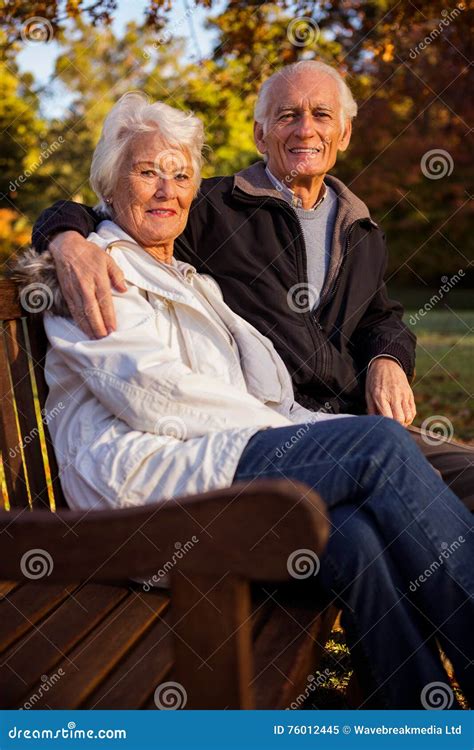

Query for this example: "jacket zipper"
[314,221,356,322]
[232,193,335,384]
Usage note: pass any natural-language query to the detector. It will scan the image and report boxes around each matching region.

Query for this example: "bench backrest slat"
[0,280,67,511]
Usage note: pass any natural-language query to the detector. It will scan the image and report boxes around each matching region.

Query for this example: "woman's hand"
[49,231,127,338]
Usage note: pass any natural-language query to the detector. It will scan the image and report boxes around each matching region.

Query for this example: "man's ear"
[338,118,352,152]
[253,121,267,155]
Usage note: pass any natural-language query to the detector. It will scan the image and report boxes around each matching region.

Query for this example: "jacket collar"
[233,161,372,226]
[89,221,198,302]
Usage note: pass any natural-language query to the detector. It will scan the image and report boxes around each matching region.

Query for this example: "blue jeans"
[233,416,474,709]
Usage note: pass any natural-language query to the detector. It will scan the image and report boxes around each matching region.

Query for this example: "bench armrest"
[0,479,329,584]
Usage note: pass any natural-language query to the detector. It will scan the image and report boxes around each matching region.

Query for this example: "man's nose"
[295,112,316,138]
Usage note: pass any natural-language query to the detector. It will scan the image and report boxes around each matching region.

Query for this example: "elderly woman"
[15,93,473,710]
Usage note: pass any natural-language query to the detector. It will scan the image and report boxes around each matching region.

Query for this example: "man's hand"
[49,231,127,338]
[365,357,416,426]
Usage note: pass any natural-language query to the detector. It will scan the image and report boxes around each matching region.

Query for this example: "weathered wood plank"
[0,583,129,708]
[171,571,254,709]
[0,281,22,320]
[85,596,172,709]
[0,583,78,655]
[253,584,337,709]
[4,320,50,509]
[24,316,67,509]
[21,589,168,708]
[0,581,19,599]
[0,325,30,508]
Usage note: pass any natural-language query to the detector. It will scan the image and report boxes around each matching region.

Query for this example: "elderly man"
[31,60,474,508]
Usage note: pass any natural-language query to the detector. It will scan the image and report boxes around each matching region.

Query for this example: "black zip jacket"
[32,162,416,414]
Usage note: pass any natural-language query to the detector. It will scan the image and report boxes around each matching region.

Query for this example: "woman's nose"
[155,177,178,199]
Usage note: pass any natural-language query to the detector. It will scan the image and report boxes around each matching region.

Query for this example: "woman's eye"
[175,173,190,181]
[141,170,156,177]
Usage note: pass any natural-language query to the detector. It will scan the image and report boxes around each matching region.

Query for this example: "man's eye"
[314,112,330,118]
[279,113,295,121]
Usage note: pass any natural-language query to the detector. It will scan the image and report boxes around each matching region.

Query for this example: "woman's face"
[110,131,196,255]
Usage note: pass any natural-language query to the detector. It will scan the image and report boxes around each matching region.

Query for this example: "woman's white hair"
[90,92,204,215]
[254,60,357,133]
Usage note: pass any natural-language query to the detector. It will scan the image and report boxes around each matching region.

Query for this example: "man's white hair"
[90,92,204,215]
[254,60,358,133]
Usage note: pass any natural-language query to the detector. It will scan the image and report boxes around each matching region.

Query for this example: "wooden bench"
[0,279,337,710]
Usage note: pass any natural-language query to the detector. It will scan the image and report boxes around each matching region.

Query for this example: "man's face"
[254,70,352,183]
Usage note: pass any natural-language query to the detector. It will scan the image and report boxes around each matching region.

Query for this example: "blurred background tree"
[1,0,473,290]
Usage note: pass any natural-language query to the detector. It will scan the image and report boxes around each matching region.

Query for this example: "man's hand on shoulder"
[49,231,127,339]
[365,356,416,426]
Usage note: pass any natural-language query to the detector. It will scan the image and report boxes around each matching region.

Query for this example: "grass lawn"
[306,309,473,708]
[406,309,474,443]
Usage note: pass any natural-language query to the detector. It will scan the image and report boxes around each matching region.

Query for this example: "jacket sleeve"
[349,229,416,380]
[44,285,291,437]
[32,200,101,253]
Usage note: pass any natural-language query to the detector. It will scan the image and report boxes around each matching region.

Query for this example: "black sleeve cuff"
[32,201,100,253]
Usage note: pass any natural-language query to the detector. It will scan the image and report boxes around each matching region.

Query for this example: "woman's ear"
[253,121,267,155]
